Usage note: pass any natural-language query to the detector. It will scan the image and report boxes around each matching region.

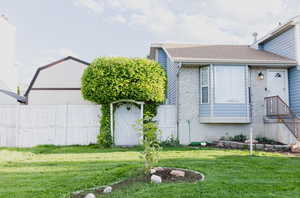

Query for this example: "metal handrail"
[265,96,299,138]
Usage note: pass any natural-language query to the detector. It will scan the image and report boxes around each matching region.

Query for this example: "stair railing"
[265,96,299,138]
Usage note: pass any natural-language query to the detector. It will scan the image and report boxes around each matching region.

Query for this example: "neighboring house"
[24,56,91,105]
[0,15,19,104]
[149,15,300,145]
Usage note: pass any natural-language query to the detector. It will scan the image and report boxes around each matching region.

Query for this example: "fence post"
[65,104,69,145]
[249,127,253,156]
[15,105,20,147]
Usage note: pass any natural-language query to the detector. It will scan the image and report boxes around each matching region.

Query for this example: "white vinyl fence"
[0,104,176,147]
[0,105,100,147]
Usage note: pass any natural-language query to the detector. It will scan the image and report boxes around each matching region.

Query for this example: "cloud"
[110,15,127,24]
[74,0,104,14]
[73,0,300,44]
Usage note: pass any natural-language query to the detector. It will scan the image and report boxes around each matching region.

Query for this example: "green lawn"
[0,145,300,198]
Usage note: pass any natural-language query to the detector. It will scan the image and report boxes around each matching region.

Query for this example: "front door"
[267,69,288,104]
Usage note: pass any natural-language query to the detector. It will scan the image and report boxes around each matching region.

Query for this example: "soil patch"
[71,167,204,198]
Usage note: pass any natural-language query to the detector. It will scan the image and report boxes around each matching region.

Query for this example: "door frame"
[110,99,144,145]
[266,69,289,105]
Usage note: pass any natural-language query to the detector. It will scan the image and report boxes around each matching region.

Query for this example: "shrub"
[226,134,247,142]
[81,57,166,104]
[160,135,180,147]
[135,118,161,173]
[255,136,281,145]
[81,57,167,147]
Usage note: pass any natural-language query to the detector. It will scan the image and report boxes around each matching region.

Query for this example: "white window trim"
[200,66,209,104]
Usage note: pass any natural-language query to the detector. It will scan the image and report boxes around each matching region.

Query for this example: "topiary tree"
[81,57,166,147]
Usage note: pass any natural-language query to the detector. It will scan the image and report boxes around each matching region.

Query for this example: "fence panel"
[0,104,176,147]
[155,105,177,141]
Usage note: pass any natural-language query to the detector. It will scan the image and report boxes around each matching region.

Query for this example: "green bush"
[229,134,247,142]
[97,104,112,147]
[160,135,180,147]
[221,134,247,142]
[255,136,281,145]
[81,57,166,104]
[81,57,167,147]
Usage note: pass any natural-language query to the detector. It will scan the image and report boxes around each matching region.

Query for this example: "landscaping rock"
[224,141,231,148]
[103,186,112,193]
[85,193,96,198]
[153,167,164,171]
[236,142,245,149]
[245,139,258,144]
[274,145,289,151]
[150,169,156,174]
[291,144,300,153]
[216,141,224,148]
[170,170,185,177]
[264,144,275,151]
[255,144,264,150]
[151,175,162,184]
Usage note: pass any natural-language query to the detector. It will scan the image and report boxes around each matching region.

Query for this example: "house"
[24,56,91,105]
[149,16,300,145]
[0,15,19,104]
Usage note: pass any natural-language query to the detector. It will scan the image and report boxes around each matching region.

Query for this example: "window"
[200,67,209,104]
[214,66,245,104]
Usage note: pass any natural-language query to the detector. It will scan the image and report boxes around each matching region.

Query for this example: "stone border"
[71,167,205,196]
[213,140,290,152]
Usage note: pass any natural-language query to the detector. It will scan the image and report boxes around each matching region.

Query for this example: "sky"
[1,0,300,86]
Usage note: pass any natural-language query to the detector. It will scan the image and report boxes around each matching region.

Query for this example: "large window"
[200,66,209,104]
[214,66,245,104]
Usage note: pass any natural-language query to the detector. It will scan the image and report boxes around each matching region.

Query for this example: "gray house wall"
[177,66,250,144]
[177,66,292,144]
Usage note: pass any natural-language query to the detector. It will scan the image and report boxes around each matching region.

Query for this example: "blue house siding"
[155,48,177,105]
[289,66,300,116]
[157,48,167,70]
[261,27,296,60]
[166,56,178,105]
[199,104,210,117]
[213,104,248,117]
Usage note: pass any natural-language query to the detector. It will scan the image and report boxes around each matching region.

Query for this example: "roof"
[254,15,300,45]
[24,56,90,97]
[0,89,26,103]
[150,44,297,65]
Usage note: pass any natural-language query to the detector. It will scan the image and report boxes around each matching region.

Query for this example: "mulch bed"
[71,167,204,198]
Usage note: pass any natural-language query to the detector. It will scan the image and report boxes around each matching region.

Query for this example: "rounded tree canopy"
[81,57,167,104]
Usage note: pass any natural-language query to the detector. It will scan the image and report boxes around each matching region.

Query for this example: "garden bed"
[213,140,290,152]
[71,167,204,198]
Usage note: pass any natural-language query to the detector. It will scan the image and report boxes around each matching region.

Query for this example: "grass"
[0,145,300,198]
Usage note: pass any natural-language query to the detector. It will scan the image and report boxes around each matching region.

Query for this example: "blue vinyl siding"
[289,67,300,116]
[157,48,167,70]
[261,27,296,59]
[166,56,178,105]
[213,104,248,117]
[199,104,210,117]
[155,48,177,105]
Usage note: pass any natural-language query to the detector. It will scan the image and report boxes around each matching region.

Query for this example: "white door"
[267,70,288,104]
[114,103,140,146]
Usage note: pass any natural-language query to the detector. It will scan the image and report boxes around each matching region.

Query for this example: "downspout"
[176,62,183,142]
